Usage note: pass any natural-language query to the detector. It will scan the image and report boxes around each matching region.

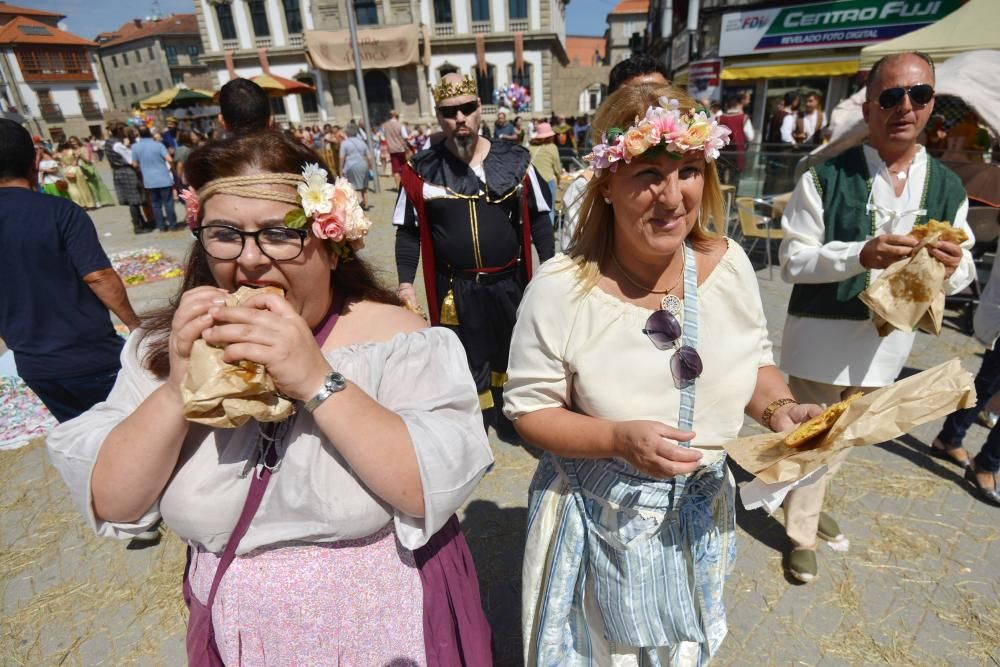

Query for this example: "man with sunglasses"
[776,52,975,584]
[393,72,555,432]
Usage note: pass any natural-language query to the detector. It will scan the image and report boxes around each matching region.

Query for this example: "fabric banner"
[514,32,524,76]
[476,34,487,76]
[305,25,421,71]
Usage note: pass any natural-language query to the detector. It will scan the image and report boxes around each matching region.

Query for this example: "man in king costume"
[777,51,975,583]
[393,73,555,429]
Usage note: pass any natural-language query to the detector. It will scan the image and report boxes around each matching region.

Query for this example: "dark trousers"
[148,186,177,230]
[437,272,523,431]
[23,367,119,423]
[937,345,1000,473]
[128,204,150,232]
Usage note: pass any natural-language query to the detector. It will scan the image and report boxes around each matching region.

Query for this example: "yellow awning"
[721,60,859,81]
[672,70,689,86]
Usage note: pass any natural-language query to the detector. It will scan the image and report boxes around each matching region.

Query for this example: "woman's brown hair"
[139,131,400,378]
[566,84,725,290]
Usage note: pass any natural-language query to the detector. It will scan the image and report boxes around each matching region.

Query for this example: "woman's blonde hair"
[566,84,725,290]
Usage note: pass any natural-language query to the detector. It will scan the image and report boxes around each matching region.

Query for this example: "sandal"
[787,548,817,583]
[930,439,972,469]
[817,512,844,542]
[965,464,1000,507]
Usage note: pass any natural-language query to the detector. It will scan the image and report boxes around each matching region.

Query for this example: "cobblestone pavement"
[2,166,998,666]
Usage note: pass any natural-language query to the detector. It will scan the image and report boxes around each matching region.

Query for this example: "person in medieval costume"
[777,51,975,583]
[106,123,152,235]
[393,73,555,431]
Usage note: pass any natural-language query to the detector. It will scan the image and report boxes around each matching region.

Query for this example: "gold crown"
[432,75,478,104]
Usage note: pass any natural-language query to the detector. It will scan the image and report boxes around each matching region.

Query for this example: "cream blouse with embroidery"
[503,240,775,456]
[47,327,494,554]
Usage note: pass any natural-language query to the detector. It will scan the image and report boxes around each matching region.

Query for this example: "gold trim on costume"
[478,389,495,410]
[469,200,484,269]
[490,372,508,388]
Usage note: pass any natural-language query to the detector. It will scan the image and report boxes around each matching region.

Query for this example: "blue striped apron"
[534,243,733,661]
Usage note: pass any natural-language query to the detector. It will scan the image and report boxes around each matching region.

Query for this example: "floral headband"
[180,163,372,257]
[583,97,732,174]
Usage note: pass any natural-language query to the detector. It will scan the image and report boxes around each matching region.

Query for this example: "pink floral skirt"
[188,524,425,666]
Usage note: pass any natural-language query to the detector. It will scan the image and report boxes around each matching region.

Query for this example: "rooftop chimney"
[133,18,142,29]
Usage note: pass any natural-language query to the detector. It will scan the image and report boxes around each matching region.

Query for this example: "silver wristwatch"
[303,370,347,413]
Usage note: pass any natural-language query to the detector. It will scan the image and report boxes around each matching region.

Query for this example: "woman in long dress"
[59,140,96,209]
[339,123,372,210]
[48,131,494,664]
[505,84,822,666]
[70,136,114,207]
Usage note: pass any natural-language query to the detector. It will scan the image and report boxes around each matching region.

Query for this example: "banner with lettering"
[719,0,959,57]
[305,25,423,71]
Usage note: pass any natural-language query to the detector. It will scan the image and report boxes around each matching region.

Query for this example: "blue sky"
[24,0,611,40]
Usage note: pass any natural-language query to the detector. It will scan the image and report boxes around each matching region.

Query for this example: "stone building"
[550,34,607,117]
[95,14,213,111]
[192,0,569,128]
[605,0,647,65]
[0,2,107,141]
[194,0,324,127]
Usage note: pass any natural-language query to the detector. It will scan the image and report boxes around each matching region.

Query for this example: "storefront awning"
[672,69,689,86]
[721,60,859,81]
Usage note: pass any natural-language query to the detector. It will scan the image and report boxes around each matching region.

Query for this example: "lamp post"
[346,0,381,194]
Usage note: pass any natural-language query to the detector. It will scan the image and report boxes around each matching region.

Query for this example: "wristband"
[762,398,798,431]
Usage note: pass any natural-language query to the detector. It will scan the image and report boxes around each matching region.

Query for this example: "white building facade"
[193,0,568,127]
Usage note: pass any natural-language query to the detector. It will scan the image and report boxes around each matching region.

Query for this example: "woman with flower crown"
[504,85,822,665]
[47,131,494,664]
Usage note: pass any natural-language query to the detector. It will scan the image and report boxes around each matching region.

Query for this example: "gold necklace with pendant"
[611,252,684,316]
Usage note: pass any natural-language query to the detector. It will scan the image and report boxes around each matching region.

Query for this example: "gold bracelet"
[762,398,798,431]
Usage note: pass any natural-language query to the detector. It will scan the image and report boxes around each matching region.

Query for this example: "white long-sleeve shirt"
[778,144,975,387]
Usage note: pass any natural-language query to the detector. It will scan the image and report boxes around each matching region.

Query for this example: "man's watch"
[303,370,347,413]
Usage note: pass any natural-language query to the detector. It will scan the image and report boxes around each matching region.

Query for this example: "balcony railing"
[166,55,179,65]
[38,102,63,122]
[79,101,102,119]
[434,24,454,37]
[301,111,320,124]
[471,21,491,33]
[221,38,240,50]
[255,36,273,48]
[288,33,304,47]
[509,18,528,31]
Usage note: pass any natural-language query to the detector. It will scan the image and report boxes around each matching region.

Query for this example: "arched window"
[437,63,459,79]
[297,75,318,114]
[476,65,495,107]
[510,62,532,90]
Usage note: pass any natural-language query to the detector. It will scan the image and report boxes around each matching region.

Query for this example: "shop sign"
[719,0,960,56]
[305,25,424,71]
[688,59,722,104]
[671,31,691,70]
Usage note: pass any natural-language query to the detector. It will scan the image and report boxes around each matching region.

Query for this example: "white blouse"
[47,327,494,554]
[503,241,775,457]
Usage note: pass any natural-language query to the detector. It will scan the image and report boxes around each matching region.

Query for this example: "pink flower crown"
[180,163,372,257]
[583,97,732,174]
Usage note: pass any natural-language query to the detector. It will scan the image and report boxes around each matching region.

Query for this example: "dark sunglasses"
[877,84,934,110]
[437,101,480,119]
[642,310,703,386]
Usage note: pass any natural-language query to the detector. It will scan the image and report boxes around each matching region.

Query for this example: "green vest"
[787,146,967,320]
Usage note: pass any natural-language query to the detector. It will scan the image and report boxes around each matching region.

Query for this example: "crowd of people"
[0,50,992,665]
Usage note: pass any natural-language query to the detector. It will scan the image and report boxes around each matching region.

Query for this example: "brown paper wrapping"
[718,359,976,485]
[181,286,295,428]
[860,235,946,337]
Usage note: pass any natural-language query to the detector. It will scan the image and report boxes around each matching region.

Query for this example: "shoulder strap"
[401,163,441,324]
[205,454,273,609]
[521,173,534,283]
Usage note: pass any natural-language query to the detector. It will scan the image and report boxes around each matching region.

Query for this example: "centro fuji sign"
[719,0,960,57]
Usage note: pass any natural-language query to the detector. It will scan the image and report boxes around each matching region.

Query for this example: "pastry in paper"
[859,235,947,337]
[717,359,975,498]
[181,285,295,428]
[784,392,863,448]
[909,218,968,244]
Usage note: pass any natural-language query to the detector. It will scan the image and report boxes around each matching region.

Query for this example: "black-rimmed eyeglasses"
[877,84,934,110]
[192,224,308,261]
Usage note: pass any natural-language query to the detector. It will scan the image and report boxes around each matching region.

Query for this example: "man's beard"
[452,132,476,160]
